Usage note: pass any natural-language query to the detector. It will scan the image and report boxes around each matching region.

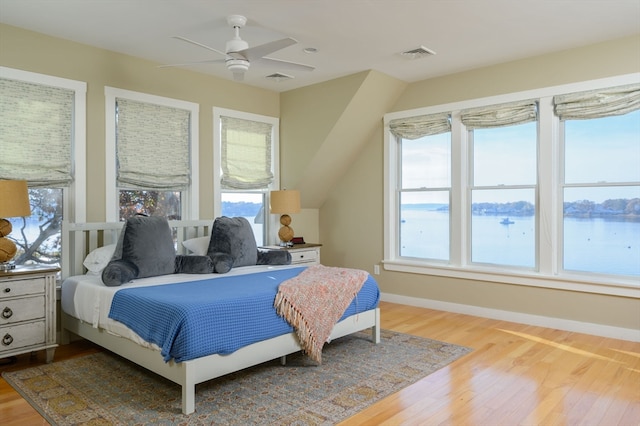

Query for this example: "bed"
[60,219,381,415]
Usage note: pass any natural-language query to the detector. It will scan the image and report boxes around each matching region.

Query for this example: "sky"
[401,110,639,204]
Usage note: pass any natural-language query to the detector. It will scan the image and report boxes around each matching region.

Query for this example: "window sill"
[382,259,640,298]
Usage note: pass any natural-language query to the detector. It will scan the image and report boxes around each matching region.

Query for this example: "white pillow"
[83,244,116,275]
[182,236,210,256]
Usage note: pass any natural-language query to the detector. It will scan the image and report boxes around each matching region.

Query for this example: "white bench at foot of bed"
[62,307,380,414]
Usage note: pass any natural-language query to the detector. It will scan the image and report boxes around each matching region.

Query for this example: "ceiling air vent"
[265,72,294,82]
[401,45,436,59]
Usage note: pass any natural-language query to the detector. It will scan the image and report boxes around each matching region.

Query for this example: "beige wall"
[0,23,280,222]
[2,22,639,333]
[281,35,640,332]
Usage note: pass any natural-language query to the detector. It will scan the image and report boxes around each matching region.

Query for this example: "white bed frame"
[60,220,381,415]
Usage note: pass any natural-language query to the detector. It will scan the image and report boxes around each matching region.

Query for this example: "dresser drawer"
[1,295,45,325]
[0,321,45,352]
[0,277,46,299]
[290,249,319,264]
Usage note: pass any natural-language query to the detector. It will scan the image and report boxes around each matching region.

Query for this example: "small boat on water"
[500,218,515,225]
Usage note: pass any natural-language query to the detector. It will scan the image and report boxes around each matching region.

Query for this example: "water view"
[400,204,640,277]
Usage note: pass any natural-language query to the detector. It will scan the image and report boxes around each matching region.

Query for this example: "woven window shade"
[0,78,74,187]
[389,113,451,139]
[221,116,274,190]
[116,98,191,190]
[461,100,538,129]
[554,83,640,120]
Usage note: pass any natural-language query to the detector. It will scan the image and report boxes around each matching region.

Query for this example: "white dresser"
[0,266,58,363]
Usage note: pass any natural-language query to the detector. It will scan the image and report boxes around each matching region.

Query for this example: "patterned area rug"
[3,329,471,425]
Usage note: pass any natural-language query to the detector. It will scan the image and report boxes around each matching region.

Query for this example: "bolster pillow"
[257,249,292,266]
[174,255,215,274]
[101,259,139,287]
[209,252,234,274]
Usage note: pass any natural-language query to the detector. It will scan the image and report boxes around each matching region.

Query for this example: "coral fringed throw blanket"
[274,265,368,363]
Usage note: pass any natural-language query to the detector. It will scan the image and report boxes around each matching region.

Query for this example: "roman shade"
[116,98,191,190]
[553,83,640,120]
[220,116,274,189]
[461,100,538,129]
[389,113,451,139]
[0,78,74,187]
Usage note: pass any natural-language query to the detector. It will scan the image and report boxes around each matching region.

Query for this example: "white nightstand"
[0,266,58,363]
[262,243,322,266]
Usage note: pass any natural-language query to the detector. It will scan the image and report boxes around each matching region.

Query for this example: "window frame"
[383,73,640,298]
[467,120,540,270]
[105,86,199,222]
[213,107,280,245]
[0,66,86,248]
[398,129,453,262]
[558,111,640,278]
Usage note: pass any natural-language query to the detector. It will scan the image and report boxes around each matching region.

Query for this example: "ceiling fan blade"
[259,56,315,72]
[172,36,226,57]
[241,37,298,61]
[157,59,225,68]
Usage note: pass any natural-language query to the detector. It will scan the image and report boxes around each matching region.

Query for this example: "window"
[463,101,538,268]
[105,87,199,221]
[391,113,451,261]
[557,88,640,277]
[384,74,640,296]
[213,108,279,246]
[0,67,86,268]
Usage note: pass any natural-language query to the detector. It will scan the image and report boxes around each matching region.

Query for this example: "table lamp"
[0,180,31,271]
[269,190,300,246]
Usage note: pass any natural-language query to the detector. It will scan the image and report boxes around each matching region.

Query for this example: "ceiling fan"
[160,15,315,81]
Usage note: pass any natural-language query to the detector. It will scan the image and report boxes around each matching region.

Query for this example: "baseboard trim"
[380,293,640,343]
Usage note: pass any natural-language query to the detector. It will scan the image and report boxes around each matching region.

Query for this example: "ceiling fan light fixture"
[226,38,249,53]
[401,45,436,59]
[226,58,249,74]
[166,14,313,82]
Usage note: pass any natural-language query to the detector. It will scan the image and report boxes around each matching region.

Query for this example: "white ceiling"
[1,0,639,92]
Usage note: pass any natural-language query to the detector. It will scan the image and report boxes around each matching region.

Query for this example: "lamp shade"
[270,190,301,214]
[0,180,31,218]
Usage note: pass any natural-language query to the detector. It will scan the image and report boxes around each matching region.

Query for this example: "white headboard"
[61,220,213,279]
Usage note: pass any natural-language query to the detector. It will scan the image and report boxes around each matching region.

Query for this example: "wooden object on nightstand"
[0,265,59,363]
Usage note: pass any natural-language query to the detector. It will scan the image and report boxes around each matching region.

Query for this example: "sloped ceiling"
[281,71,407,208]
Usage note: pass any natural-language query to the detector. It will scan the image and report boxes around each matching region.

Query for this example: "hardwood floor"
[1,301,638,425]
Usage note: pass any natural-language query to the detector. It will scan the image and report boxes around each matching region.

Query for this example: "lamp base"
[0,261,16,271]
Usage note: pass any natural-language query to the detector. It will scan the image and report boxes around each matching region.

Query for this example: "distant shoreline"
[401,200,640,220]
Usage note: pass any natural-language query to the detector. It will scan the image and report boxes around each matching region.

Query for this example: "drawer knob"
[3,287,9,293]
[2,333,13,346]
[2,307,12,319]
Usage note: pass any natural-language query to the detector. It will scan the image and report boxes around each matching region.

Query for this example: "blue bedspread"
[108,267,380,363]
